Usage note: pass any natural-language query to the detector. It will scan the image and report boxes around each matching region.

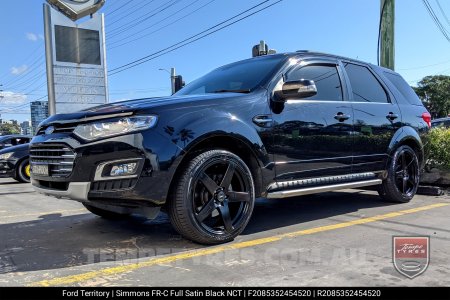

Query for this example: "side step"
[266,179,382,199]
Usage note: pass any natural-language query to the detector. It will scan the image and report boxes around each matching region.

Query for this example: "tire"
[168,150,255,245]
[15,158,31,183]
[378,145,420,203]
[83,203,129,220]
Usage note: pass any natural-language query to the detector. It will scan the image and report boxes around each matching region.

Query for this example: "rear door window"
[344,63,388,103]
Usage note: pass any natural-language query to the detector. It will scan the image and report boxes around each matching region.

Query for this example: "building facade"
[30,101,49,134]
[20,120,32,135]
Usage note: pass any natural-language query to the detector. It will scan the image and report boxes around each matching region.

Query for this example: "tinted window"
[287,65,343,101]
[176,56,286,95]
[344,63,388,103]
[1,139,12,145]
[383,72,422,105]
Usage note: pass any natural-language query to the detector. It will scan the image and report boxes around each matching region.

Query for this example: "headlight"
[0,152,13,160]
[73,115,158,141]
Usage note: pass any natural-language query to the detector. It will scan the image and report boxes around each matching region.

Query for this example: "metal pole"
[44,4,56,115]
[101,13,109,103]
[380,0,395,70]
[170,67,176,95]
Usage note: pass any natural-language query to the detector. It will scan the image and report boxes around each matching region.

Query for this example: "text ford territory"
[30,52,430,244]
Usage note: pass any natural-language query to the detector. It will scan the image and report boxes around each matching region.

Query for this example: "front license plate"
[32,164,49,176]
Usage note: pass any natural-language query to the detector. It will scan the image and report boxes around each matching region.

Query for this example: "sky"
[0,0,449,123]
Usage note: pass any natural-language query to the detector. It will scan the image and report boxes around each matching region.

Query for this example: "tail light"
[422,112,431,128]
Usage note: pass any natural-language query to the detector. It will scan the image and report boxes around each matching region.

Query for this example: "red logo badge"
[393,236,429,279]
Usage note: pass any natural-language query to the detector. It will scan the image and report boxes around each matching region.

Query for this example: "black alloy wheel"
[169,150,255,244]
[378,145,420,203]
[394,148,419,197]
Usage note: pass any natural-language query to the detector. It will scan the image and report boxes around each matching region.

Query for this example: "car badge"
[45,126,55,135]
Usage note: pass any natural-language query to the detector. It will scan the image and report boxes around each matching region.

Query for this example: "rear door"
[341,61,401,173]
[270,58,354,181]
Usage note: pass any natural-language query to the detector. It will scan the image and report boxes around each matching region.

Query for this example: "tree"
[413,75,450,118]
[0,123,20,135]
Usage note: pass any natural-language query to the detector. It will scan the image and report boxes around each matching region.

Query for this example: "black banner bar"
[0,287,449,300]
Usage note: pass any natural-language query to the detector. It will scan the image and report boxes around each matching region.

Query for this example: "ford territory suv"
[30,51,430,244]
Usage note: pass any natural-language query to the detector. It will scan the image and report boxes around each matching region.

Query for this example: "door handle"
[334,112,350,122]
[252,115,273,127]
[386,112,399,121]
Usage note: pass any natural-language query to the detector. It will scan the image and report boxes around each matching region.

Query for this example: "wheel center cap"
[216,191,226,202]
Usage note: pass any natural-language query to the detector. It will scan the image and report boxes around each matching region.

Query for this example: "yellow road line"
[0,209,86,220]
[30,202,449,287]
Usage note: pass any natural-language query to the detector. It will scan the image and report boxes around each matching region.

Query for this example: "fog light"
[110,162,137,176]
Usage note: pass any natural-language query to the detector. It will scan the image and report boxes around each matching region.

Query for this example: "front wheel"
[169,150,255,244]
[378,145,420,203]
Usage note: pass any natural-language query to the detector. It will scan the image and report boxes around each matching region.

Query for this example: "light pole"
[159,67,176,95]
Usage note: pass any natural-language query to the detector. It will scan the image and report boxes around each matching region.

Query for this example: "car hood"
[41,93,249,125]
[0,143,29,155]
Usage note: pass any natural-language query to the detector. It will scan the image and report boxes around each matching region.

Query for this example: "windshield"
[175,55,287,96]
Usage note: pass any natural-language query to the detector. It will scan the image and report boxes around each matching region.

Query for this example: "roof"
[248,50,396,75]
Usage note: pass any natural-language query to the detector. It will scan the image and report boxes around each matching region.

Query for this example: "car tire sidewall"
[383,145,420,202]
[174,150,255,244]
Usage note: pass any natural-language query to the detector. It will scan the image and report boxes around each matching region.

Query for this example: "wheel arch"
[165,133,267,208]
[388,127,424,167]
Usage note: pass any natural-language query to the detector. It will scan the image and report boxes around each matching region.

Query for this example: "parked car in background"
[30,51,430,244]
[431,117,450,128]
[0,144,30,183]
[0,135,31,150]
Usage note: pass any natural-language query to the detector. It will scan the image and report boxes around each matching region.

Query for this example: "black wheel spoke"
[220,163,235,190]
[405,159,414,170]
[199,172,219,194]
[227,191,251,202]
[402,178,407,194]
[401,152,407,169]
[218,201,234,232]
[196,198,216,222]
[395,170,403,179]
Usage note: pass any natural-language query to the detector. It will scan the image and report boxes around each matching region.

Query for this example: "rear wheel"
[169,150,255,244]
[378,145,420,203]
[15,159,30,183]
[83,203,129,220]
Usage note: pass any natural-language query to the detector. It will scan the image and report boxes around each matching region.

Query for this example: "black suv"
[30,51,430,244]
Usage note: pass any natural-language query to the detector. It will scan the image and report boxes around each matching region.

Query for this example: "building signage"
[44,2,108,114]
[47,0,105,21]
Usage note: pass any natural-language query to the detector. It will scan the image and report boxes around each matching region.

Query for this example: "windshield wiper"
[212,89,251,94]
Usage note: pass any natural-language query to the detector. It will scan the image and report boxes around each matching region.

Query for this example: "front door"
[269,59,354,181]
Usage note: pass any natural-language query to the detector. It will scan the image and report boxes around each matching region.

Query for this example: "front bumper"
[32,181,91,201]
[30,130,183,205]
[0,160,15,178]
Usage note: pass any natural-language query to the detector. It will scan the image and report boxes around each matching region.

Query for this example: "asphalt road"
[0,177,449,287]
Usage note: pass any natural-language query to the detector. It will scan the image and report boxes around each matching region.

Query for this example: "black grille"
[37,125,76,135]
[91,178,138,192]
[30,144,75,177]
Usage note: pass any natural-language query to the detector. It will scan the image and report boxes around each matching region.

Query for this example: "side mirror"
[274,79,317,101]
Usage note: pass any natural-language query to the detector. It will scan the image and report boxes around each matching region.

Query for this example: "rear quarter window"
[383,72,423,106]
